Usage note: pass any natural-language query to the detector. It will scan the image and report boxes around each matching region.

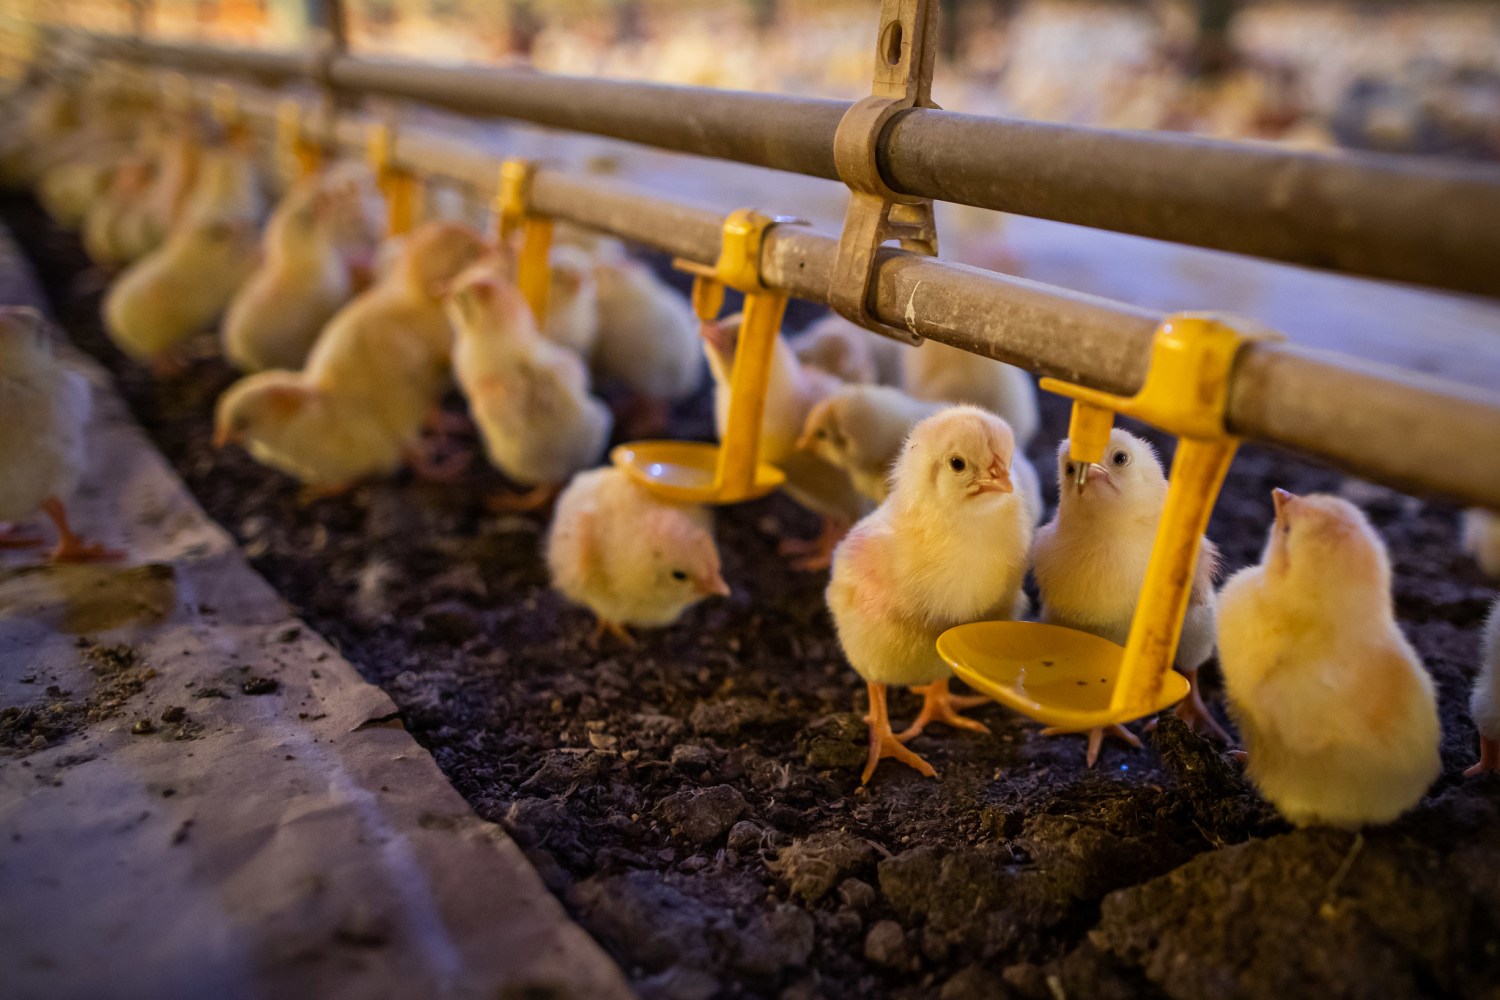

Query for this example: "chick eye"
[1064,462,1076,477]
[670,570,688,581]
[815,429,827,439]
[949,456,966,473]
[1111,450,1130,467]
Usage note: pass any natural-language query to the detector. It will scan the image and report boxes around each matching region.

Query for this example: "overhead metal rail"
[85,32,1500,301]
[63,66,1495,512]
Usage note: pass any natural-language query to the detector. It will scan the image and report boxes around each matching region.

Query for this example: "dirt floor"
[5,194,1499,1000]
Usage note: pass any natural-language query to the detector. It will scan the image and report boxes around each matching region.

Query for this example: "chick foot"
[1170,672,1234,745]
[42,497,123,564]
[1040,724,1143,768]
[1465,736,1499,777]
[487,483,560,514]
[0,523,44,549]
[777,517,849,572]
[591,617,636,648]
[297,482,353,505]
[863,681,937,784]
[897,679,992,742]
[404,442,473,483]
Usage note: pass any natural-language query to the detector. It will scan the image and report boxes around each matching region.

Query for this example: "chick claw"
[41,498,124,565]
[777,517,848,573]
[591,618,637,648]
[862,682,937,784]
[896,680,992,742]
[1465,736,1499,778]
[1040,724,1143,768]
[0,524,44,549]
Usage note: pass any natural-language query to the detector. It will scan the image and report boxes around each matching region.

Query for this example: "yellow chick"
[702,314,870,569]
[222,177,358,372]
[790,313,909,386]
[1466,598,1499,777]
[447,255,612,510]
[540,243,601,358]
[214,221,490,492]
[1031,430,1225,766]
[125,125,202,261]
[103,214,261,366]
[546,466,730,644]
[591,257,704,421]
[827,406,1033,783]
[82,156,156,268]
[903,339,1039,446]
[1462,509,1500,579]
[1219,490,1441,828]
[0,307,119,562]
[178,142,266,229]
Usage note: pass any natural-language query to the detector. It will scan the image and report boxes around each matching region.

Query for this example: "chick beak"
[975,458,1014,495]
[795,429,816,452]
[698,572,731,598]
[1075,463,1109,493]
[699,319,736,361]
[1272,487,1295,522]
[212,424,232,449]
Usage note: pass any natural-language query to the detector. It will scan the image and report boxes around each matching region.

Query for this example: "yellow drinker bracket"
[610,209,796,505]
[366,123,420,238]
[937,313,1282,731]
[495,159,554,326]
[276,100,322,180]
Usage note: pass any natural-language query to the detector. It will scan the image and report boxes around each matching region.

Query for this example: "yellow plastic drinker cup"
[611,209,792,505]
[937,314,1278,731]
[495,159,555,326]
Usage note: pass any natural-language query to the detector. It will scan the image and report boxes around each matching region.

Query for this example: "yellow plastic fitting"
[495,159,554,326]
[611,209,794,505]
[938,313,1280,729]
[366,123,419,237]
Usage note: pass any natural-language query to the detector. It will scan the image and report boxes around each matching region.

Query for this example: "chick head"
[394,221,492,301]
[213,371,312,449]
[794,324,876,384]
[892,404,1016,510]
[1264,489,1390,601]
[640,504,731,602]
[444,259,535,341]
[549,243,595,300]
[797,393,849,467]
[1055,427,1167,517]
[0,305,50,372]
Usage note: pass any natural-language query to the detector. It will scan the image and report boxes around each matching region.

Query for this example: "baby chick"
[103,214,261,367]
[0,307,118,562]
[1462,509,1500,579]
[540,243,601,358]
[904,339,1039,446]
[1031,430,1226,766]
[1467,597,1500,776]
[591,257,704,427]
[791,313,908,386]
[214,221,490,492]
[546,466,729,643]
[702,314,869,569]
[447,255,612,510]
[828,406,1033,782]
[222,176,358,372]
[1218,490,1441,828]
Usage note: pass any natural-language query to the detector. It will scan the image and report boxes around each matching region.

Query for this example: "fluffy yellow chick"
[82,157,156,268]
[1219,490,1440,827]
[124,126,202,261]
[1463,509,1500,580]
[178,143,266,228]
[591,257,704,419]
[1467,598,1500,777]
[790,313,908,386]
[447,255,612,510]
[539,243,601,357]
[0,307,119,562]
[546,466,730,643]
[702,314,869,569]
[903,339,1039,446]
[828,406,1033,782]
[103,214,261,366]
[1031,430,1225,766]
[221,176,359,372]
[214,221,490,492]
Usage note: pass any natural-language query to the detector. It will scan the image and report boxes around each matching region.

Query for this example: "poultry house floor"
[4,194,1500,1000]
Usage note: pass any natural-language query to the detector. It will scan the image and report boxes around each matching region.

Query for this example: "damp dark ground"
[5,195,1500,1000]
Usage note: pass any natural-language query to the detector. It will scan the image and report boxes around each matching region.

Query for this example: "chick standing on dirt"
[1031,430,1227,766]
[1218,490,1441,828]
[0,307,119,562]
[904,339,1039,447]
[702,313,869,570]
[213,221,490,493]
[546,466,730,643]
[221,176,359,372]
[1463,509,1500,579]
[828,406,1032,783]
[1465,598,1500,776]
[446,255,611,510]
[590,257,703,428]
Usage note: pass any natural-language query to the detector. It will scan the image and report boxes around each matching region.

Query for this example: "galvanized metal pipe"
[121,71,1500,508]
[87,33,1500,299]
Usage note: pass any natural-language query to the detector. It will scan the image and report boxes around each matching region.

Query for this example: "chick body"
[1218,491,1440,828]
[1466,598,1500,776]
[546,466,728,636]
[0,309,90,523]
[791,313,908,386]
[903,339,1039,446]
[591,258,703,403]
[1463,508,1500,579]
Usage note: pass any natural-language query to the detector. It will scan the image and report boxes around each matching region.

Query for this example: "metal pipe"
[87,34,1500,299]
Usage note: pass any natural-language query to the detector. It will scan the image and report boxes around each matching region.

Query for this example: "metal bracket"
[495,159,554,325]
[828,0,941,345]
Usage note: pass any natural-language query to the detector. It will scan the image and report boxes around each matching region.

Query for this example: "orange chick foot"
[1041,724,1143,768]
[1465,736,1499,777]
[897,679,992,741]
[861,680,938,784]
[777,517,848,573]
[486,483,560,514]
[0,523,44,549]
[41,497,123,564]
[591,618,636,648]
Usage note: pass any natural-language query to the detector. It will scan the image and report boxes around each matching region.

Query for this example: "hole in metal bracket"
[881,21,903,65]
